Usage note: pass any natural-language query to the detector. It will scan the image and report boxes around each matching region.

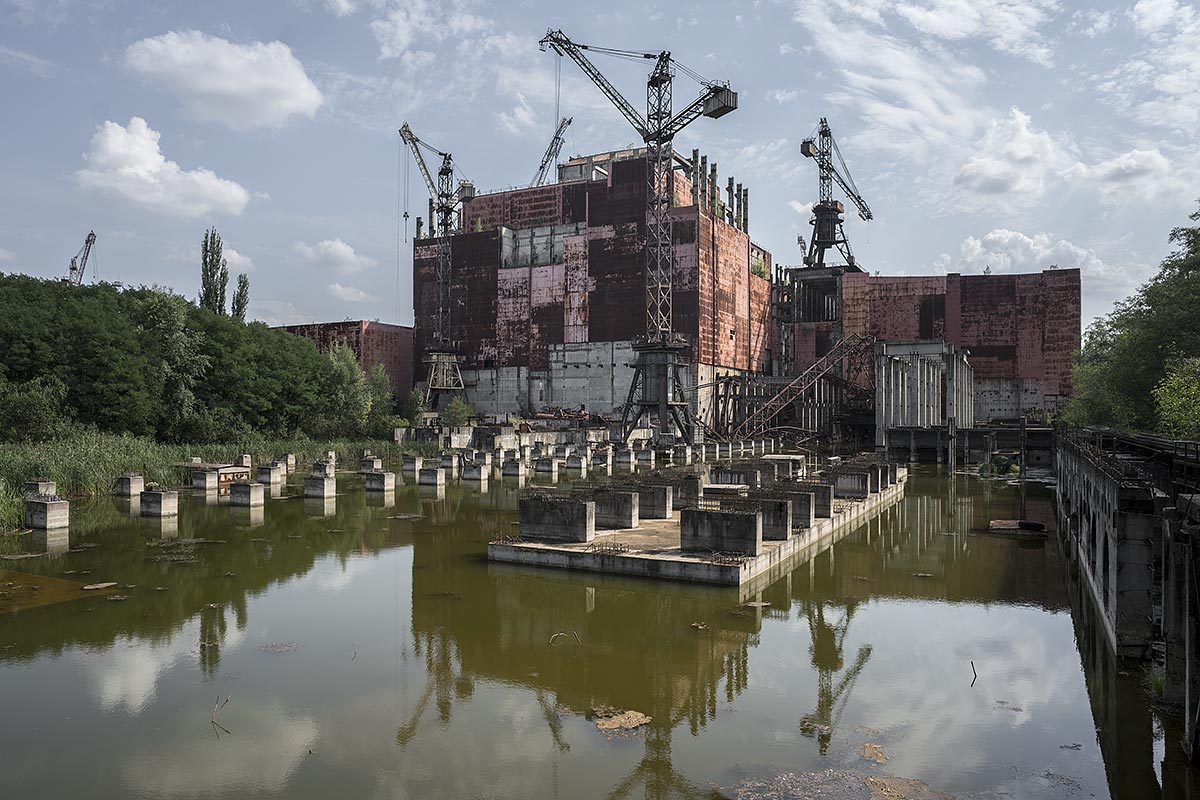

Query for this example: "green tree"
[1153,358,1200,438]
[399,388,426,425]
[199,228,229,315]
[441,395,474,427]
[364,363,398,437]
[1064,204,1200,432]
[319,343,371,436]
[231,273,250,321]
[0,374,72,442]
[130,290,210,441]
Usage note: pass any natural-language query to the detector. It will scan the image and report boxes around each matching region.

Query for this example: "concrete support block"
[312,460,336,478]
[636,449,656,467]
[193,469,218,491]
[774,491,816,529]
[502,459,527,478]
[553,445,573,459]
[419,467,447,487]
[673,445,693,465]
[591,449,613,468]
[365,471,396,491]
[236,454,252,468]
[594,490,639,529]
[680,508,761,555]
[140,490,179,517]
[304,475,336,499]
[324,450,337,467]
[258,464,284,485]
[283,454,296,474]
[230,481,265,507]
[440,453,460,477]
[360,456,383,473]
[674,475,705,505]
[704,483,749,499]
[615,450,634,469]
[402,455,423,475]
[25,479,56,496]
[866,464,882,493]
[476,452,494,467]
[638,485,674,519]
[519,497,595,543]
[794,483,833,517]
[565,455,588,476]
[834,471,870,499]
[24,497,69,529]
[114,474,144,497]
[462,464,487,482]
[534,458,560,479]
[743,498,792,540]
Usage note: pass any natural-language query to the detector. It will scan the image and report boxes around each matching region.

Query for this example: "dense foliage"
[1064,206,1200,437]
[0,274,398,443]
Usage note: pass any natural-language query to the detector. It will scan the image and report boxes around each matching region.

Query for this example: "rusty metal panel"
[563,233,589,343]
[587,222,643,343]
[496,268,530,366]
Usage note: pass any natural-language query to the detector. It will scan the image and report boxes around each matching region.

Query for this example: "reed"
[0,429,438,530]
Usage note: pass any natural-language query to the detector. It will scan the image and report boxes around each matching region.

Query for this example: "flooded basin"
[0,467,1184,798]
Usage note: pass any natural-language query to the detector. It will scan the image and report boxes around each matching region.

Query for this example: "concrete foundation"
[360,456,383,472]
[681,508,762,555]
[638,485,674,519]
[140,490,179,517]
[502,459,527,478]
[230,481,265,507]
[402,455,423,475]
[419,468,447,487]
[114,474,144,497]
[193,469,218,491]
[518,497,595,543]
[594,490,639,529]
[24,497,69,529]
[258,464,284,485]
[236,454,252,468]
[304,475,336,499]
[365,470,397,491]
[312,460,336,478]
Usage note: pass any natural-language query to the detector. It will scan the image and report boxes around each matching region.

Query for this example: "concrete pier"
[502,459,527,478]
[518,497,595,543]
[193,469,218,490]
[236,454,252,468]
[114,473,144,497]
[230,481,265,507]
[365,470,397,491]
[312,460,335,478]
[419,467,446,487]
[24,479,56,496]
[462,464,488,484]
[258,463,284,485]
[594,490,639,529]
[638,485,673,519]
[283,453,296,473]
[140,489,179,517]
[304,475,336,499]
[681,508,762,555]
[360,456,383,473]
[24,496,69,529]
[402,455,423,475]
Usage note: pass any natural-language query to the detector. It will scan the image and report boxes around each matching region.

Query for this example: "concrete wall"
[680,508,762,555]
[280,320,414,395]
[519,497,596,543]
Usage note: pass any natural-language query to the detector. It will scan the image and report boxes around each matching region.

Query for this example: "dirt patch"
[1,569,106,613]
[860,743,889,764]
[589,705,651,736]
[727,769,954,800]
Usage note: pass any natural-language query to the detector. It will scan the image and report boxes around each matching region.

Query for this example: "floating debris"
[860,743,889,764]
[82,582,118,591]
[590,706,651,732]
[743,601,771,608]
[259,642,301,654]
[1,553,44,561]
[994,700,1024,713]
[387,513,421,520]
[690,622,709,630]
[106,595,129,602]
[1060,742,1082,750]
[912,573,934,578]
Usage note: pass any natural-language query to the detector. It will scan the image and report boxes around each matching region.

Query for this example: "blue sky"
[2,0,1197,329]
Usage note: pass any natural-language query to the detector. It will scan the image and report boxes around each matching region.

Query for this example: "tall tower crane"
[531,116,572,188]
[399,122,468,407]
[63,230,97,286]
[800,118,872,270]
[540,29,737,444]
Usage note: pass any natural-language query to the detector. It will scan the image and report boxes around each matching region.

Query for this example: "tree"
[1064,203,1200,432]
[364,363,397,437]
[130,290,210,441]
[1153,359,1200,439]
[199,228,229,316]
[231,273,249,321]
[320,343,371,436]
[441,395,474,427]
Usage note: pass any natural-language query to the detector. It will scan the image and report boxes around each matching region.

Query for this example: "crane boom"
[531,116,572,187]
[64,230,96,286]
[539,31,649,136]
[399,123,439,200]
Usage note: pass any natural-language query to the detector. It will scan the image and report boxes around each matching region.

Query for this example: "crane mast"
[800,118,872,270]
[399,122,465,407]
[540,29,737,444]
[63,230,97,286]
[531,116,572,187]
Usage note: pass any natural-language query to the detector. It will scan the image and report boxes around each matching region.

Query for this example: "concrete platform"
[488,467,907,587]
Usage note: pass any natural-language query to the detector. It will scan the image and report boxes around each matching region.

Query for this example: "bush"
[440,396,475,428]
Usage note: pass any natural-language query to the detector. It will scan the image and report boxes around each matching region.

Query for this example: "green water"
[0,467,1181,798]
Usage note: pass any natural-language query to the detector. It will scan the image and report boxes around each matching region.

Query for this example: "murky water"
[0,467,1182,798]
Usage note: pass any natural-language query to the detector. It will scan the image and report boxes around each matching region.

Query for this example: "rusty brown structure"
[280,320,414,395]
[412,147,1082,437]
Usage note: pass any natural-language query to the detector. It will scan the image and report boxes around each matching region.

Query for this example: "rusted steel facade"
[413,153,775,382]
[280,320,414,395]
[788,267,1081,421]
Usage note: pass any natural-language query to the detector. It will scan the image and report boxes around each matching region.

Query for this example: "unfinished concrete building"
[413,148,771,425]
[874,340,974,452]
[280,320,415,395]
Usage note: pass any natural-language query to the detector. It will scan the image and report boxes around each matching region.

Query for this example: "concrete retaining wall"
[519,497,595,543]
[680,508,762,555]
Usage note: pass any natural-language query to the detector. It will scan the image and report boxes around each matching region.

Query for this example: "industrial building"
[410,146,1081,443]
[280,320,414,395]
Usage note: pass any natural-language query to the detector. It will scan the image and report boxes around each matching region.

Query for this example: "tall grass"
[0,429,438,530]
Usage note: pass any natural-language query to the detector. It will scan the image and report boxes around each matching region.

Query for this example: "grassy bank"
[0,429,438,531]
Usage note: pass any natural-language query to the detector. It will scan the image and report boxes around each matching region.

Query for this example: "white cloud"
[0,44,57,77]
[766,88,800,104]
[954,107,1078,201]
[1097,0,1200,131]
[497,92,537,136]
[324,0,357,16]
[794,0,988,156]
[788,200,815,215]
[223,246,254,273]
[294,239,377,275]
[250,299,306,327]
[369,0,489,60]
[890,0,1061,66]
[76,117,250,218]
[328,282,371,302]
[0,246,17,264]
[779,42,796,55]
[124,31,323,130]
[1073,9,1113,36]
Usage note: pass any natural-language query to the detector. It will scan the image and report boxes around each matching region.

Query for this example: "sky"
[2,0,1198,330]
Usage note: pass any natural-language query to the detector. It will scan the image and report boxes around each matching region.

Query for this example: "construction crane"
[800,118,872,270]
[531,116,572,187]
[399,122,470,407]
[540,29,737,445]
[62,230,96,286]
